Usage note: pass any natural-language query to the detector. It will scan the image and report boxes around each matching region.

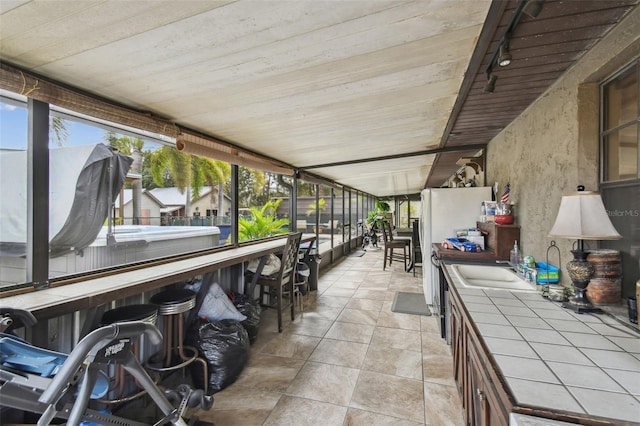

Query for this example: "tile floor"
[197,247,464,426]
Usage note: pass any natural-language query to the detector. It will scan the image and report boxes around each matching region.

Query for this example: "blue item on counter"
[535,262,560,283]
[446,237,480,252]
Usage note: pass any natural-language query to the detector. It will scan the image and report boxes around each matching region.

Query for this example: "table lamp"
[548,186,622,313]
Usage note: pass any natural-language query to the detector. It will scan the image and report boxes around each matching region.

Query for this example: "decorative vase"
[563,249,597,313]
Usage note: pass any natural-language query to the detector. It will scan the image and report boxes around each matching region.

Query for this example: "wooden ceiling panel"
[427,0,639,188]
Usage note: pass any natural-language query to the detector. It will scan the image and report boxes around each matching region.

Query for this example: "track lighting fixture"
[523,0,544,18]
[498,43,512,67]
[484,74,497,93]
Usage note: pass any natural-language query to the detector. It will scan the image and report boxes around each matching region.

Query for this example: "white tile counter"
[446,265,640,424]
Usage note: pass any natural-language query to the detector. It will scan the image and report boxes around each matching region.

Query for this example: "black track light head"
[498,44,512,67]
[484,74,497,93]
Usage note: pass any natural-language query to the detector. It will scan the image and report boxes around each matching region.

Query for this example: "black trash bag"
[186,317,250,393]
[231,292,261,344]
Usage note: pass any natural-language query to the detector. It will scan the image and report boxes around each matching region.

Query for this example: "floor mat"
[348,251,366,257]
[391,292,431,316]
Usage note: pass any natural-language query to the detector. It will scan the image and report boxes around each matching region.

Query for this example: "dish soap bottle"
[510,240,522,266]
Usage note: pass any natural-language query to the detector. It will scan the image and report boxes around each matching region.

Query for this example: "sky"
[0,100,163,151]
[1,102,106,150]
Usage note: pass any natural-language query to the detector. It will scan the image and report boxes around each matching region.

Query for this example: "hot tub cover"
[0,143,133,257]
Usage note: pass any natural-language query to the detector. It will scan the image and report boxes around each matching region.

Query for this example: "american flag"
[500,183,510,204]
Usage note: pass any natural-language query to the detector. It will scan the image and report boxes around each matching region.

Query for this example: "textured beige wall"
[486,7,640,284]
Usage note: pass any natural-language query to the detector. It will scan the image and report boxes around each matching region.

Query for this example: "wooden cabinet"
[450,297,469,421]
[448,283,511,426]
[476,222,520,260]
[467,337,508,426]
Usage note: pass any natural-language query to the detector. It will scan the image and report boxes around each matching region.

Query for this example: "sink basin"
[449,264,537,292]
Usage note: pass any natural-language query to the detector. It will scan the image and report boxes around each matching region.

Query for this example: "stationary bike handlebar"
[38,321,162,405]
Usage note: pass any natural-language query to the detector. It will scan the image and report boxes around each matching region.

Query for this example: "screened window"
[0,95,28,288]
[602,61,639,182]
[0,95,236,291]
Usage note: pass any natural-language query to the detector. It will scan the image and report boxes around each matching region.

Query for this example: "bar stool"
[98,303,158,403]
[146,289,208,393]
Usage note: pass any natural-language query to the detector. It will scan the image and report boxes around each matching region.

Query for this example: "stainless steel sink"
[449,263,537,292]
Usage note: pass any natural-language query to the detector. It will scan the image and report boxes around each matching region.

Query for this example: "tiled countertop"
[445,265,640,424]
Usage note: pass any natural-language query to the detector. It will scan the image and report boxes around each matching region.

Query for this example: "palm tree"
[306,197,326,219]
[237,199,288,241]
[150,146,231,224]
[106,133,144,224]
[50,117,68,147]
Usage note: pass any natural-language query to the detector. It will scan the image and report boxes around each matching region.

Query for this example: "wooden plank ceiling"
[1,0,638,196]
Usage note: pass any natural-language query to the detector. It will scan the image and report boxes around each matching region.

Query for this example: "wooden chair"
[380,220,409,271]
[253,232,303,332]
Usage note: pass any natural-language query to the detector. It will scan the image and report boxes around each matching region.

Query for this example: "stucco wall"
[486,7,640,284]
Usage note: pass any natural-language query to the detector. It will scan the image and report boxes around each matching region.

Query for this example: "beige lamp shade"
[548,191,622,240]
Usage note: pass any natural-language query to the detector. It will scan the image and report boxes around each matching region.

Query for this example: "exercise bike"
[0,307,213,426]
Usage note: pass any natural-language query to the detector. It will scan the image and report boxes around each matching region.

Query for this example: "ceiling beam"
[299,144,486,170]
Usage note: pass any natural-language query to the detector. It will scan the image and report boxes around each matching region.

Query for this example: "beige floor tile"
[205,384,281,411]
[424,382,465,426]
[302,304,343,321]
[358,281,390,290]
[286,361,359,405]
[423,354,456,386]
[258,332,321,360]
[346,298,384,312]
[364,270,392,279]
[342,269,368,280]
[421,331,452,356]
[376,310,422,330]
[264,395,348,426]
[350,370,425,423]
[362,345,423,380]
[323,287,357,298]
[371,327,422,352]
[344,408,423,425]
[288,316,333,337]
[309,338,369,368]
[353,288,389,300]
[199,408,271,426]
[361,274,392,288]
[313,295,351,308]
[325,321,375,343]
[330,280,362,289]
[391,275,422,285]
[232,353,305,393]
[421,316,441,334]
[336,308,380,325]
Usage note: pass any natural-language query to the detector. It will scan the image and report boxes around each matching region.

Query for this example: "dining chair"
[252,232,303,332]
[380,220,409,271]
[412,220,422,276]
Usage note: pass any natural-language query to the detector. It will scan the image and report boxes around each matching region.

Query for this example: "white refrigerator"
[419,187,492,306]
